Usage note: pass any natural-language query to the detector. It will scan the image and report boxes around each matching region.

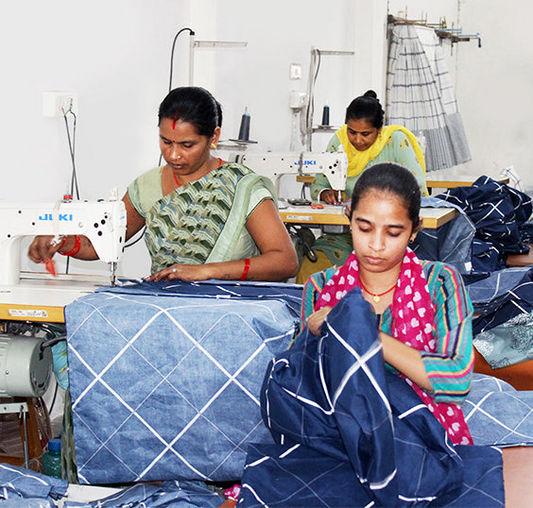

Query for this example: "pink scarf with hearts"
[315,248,473,445]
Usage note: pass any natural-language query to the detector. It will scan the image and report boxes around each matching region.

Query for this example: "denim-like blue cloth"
[436,176,533,274]
[65,279,302,484]
[0,463,67,506]
[239,289,504,507]
[467,266,533,333]
[62,480,224,507]
[0,464,225,507]
[413,196,475,275]
[464,374,533,447]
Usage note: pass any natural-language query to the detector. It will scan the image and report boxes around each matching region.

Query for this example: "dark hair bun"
[363,90,378,100]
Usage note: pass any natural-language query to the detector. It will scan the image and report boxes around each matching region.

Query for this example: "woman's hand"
[145,263,215,282]
[320,189,340,205]
[28,235,62,264]
[306,306,332,335]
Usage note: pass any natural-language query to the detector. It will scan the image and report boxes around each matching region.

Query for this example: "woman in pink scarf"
[304,162,474,445]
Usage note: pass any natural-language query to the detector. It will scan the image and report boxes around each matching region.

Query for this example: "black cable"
[123,226,146,249]
[40,335,67,350]
[168,27,195,93]
[47,384,59,416]
[160,27,195,167]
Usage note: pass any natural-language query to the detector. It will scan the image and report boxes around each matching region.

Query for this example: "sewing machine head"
[0,198,126,286]
[238,148,348,196]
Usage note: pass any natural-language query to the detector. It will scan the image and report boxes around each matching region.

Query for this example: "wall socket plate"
[42,91,79,117]
[290,63,302,80]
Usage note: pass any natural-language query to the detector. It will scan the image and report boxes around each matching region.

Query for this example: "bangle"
[240,258,250,281]
[58,235,81,257]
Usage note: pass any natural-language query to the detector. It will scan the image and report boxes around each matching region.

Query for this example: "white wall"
[1,0,388,278]
[1,0,192,277]
[456,0,533,186]
[389,0,533,189]
[10,0,530,279]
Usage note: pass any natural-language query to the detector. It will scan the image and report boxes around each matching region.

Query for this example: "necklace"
[359,278,397,303]
[172,171,181,187]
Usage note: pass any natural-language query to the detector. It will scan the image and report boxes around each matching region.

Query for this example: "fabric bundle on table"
[437,176,533,275]
[238,289,504,507]
[64,279,302,485]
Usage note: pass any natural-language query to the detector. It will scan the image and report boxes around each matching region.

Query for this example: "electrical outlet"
[42,91,79,117]
[290,91,307,110]
[290,63,302,80]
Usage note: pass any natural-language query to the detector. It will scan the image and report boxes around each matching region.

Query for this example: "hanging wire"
[61,104,80,273]
[159,27,195,167]
[302,49,322,150]
[62,106,80,200]
[168,27,195,93]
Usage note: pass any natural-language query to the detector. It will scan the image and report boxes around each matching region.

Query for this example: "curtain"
[386,24,471,172]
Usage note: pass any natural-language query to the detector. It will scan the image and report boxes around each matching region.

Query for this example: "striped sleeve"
[420,261,474,403]
[299,266,338,331]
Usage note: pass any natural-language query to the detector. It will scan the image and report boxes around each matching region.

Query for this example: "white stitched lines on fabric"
[398,404,428,420]
[327,323,393,418]
[464,392,533,441]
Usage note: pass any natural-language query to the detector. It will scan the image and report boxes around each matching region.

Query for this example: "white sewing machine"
[238,148,348,200]
[0,197,126,316]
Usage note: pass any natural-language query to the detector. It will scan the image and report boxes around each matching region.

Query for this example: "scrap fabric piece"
[63,480,225,507]
[239,289,504,507]
[65,280,302,484]
[0,463,67,505]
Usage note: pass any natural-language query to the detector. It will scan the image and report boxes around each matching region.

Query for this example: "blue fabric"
[64,279,303,484]
[413,197,475,275]
[239,289,504,507]
[63,480,224,507]
[436,176,533,274]
[0,463,67,506]
[0,464,225,507]
[467,267,533,333]
[464,374,533,447]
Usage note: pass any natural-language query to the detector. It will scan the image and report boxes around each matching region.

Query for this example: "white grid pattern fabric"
[65,284,300,484]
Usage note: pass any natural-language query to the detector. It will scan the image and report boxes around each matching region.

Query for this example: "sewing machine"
[0,197,127,319]
[238,148,348,200]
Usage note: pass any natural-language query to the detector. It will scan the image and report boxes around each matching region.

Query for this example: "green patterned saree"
[127,163,275,273]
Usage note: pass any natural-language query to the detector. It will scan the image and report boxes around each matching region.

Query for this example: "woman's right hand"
[306,306,332,335]
[320,189,340,205]
[28,235,61,264]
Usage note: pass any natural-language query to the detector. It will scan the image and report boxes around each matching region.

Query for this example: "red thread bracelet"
[240,258,250,281]
[59,235,81,257]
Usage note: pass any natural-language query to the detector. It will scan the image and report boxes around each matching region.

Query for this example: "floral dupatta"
[315,248,473,445]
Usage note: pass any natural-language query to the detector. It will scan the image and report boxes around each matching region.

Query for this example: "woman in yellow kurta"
[296,90,427,284]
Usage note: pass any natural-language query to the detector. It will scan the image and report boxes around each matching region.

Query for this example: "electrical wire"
[168,27,195,93]
[62,107,80,200]
[301,49,322,150]
[159,27,195,167]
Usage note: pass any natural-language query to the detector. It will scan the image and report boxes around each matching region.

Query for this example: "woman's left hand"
[146,263,214,282]
[306,306,332,336]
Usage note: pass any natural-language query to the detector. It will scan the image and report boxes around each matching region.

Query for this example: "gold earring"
[211,143,217,149]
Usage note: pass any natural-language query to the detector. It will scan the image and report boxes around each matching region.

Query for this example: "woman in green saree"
[29,87,298,282]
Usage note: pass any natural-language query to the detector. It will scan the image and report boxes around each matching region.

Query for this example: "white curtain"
[386,24,471,172]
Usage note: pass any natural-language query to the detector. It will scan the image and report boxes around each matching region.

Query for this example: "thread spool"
[321,104,330,126]
[238,109,251,142]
